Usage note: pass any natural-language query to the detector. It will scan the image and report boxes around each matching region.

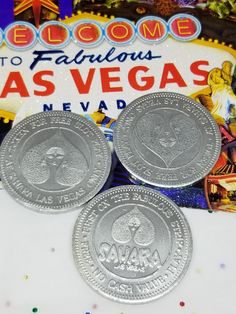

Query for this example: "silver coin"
[113,92,221,188]
[0,111,111,213]
[73,185,192,303]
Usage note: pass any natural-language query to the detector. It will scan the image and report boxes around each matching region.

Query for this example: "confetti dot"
[220,263,226,269]
[92,304,97,309]
[179,301,185,307]
[195,267,203,274]
[32,308,38,313]
[24,275,29,280]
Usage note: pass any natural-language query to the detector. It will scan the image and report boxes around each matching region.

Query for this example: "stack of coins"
[0,92,221,303]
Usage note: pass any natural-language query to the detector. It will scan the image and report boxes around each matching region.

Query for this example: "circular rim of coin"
[73,185,193,304]
[113,92,221,188]
[0,111,111,213]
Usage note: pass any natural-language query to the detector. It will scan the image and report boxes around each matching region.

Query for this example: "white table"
[0,189,236,314]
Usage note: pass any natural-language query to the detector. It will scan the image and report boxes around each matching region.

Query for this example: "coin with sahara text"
[113,92,221,188]
[0,111,111,213]
[73,185,192,303]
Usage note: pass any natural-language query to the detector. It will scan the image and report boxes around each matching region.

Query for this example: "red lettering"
[190,60,209,85]
[0,71,29,98]
[33,71,55,96]
[128,66,154,91]
[160,63,187,88]
[100,67,123,92]
[70,68,96,94]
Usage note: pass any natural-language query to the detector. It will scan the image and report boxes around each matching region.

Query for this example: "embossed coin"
[73,185,192,303]
[113,92,221,187]
[0,111,111,213]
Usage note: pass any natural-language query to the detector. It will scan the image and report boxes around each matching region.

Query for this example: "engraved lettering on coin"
[114,92,221,187]
[21,129,88,190]
[0,111,111,212]
[97,205,167,278]
[73,186,192,303]
[135,110,201,168]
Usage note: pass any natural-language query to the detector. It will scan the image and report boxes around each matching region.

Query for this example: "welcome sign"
[0,14,201,48]
[0,6,235,212]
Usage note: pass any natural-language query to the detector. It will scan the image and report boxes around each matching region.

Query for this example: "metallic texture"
[73,185,192,303]
[0,111,111,213]
[113,92,221,188]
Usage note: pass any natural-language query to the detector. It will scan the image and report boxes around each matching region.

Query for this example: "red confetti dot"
[179,301,185,307]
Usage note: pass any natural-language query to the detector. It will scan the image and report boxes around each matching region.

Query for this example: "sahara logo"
[98,206,163,273]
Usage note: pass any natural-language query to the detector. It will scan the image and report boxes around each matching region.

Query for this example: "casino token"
[0,111,111,213]
[113,92,221,188]
[72,185,192,303]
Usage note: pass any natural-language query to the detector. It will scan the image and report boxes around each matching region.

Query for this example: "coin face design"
[113,92,221,187]
[73,185,192,303]
[0,111,111,213]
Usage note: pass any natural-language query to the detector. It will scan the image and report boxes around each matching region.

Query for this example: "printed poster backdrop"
[0,0,235,212]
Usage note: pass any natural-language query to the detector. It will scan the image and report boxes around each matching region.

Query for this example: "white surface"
[0,189,236,314]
